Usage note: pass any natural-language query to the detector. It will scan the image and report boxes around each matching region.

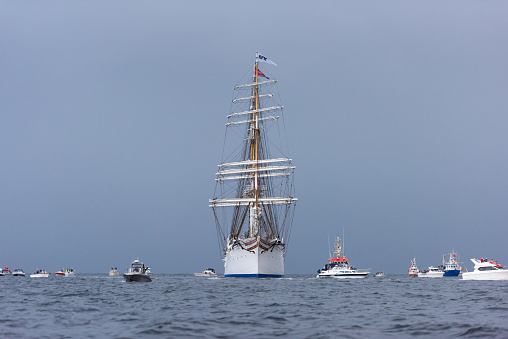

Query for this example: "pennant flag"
[256,52,277,66]
[254,68,269,79]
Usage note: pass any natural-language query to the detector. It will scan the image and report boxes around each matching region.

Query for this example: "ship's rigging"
[210,53,297,259]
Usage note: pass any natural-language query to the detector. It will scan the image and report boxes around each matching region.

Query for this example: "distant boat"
[462,258,508,280]
[408,258,419,277]
[375,272,384,277]
[3,267,11,275]
[194,268,217,277]
[316,236,369,279]
[109,267,119,276]
[418,266,444,278]
[12,269,26,277]
[30,269,50,278]
[55,268,75,277]
[442,251,462,277]
[123,258,151,282]
[0,268,4,276]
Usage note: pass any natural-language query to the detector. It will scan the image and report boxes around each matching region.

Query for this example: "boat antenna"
[327,234,331,259]
[342,227,345,256]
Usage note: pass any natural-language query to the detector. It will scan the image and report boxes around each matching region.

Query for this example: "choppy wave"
[1,274,508,338]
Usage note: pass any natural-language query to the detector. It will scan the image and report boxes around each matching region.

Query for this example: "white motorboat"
[0,268,4,276]
[375,272,384,277]
[30,269,50,278]
[418,266,444,278]
[145,267,152,276]
[317,236,369,278]
[12,269,26,277]
[209,53,297,278]
[462,258,508,280]
[109,267,119,276]
[408,258,419,277]
[194,268,217,277]
[123,258,151,282]
[3,267,11,275]
[55,268,75,277]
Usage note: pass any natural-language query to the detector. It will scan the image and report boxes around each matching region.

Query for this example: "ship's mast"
[249,55,260,236]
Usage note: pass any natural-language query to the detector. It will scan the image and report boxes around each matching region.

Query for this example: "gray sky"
[1,1,507,274]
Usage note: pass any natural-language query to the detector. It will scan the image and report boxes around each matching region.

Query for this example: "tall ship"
[210,53,297,278]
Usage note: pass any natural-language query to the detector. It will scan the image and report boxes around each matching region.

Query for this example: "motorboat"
[123,258,151,282]
[194,268,217,277]
[109,267,119,276]
[442,251,462,277]
[3,267,11,275]
[0,268,4,276]
[375,272,384,277]
[317,236,369,278]
[408,258,419,277]
[12,269,26,277]
[55,268,75,277]
[30,269,50,278]
[418,266,444,278]
[145,267,152,276]
[462,258,508,280]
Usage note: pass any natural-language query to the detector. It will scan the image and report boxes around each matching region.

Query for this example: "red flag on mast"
[254,68,269,79]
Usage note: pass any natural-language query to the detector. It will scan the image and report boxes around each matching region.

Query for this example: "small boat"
[375,272,384,277]
[55,268,75,277]
[418,266,444,278]
[317,236,369,278]
[30,269,50,278]
[109,267,119,276]
[145,267,152,276]
[462,258,508,280]
[194,268,217,277]
[3,267,11,275]
[123,258,151,282]
[408,258,419,277]
[442,251,462,277]
[12,269,26,277]
[0,268,4,276]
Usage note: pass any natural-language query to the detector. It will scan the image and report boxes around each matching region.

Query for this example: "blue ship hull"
[443,269,460,277]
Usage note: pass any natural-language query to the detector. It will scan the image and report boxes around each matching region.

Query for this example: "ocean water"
[1,274,507,338]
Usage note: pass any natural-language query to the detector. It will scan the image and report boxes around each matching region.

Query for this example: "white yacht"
[194,268,217,277]
[418,266,444,278]
[375,272,384,277]
[317,237,369,278]
[462,258,508,280]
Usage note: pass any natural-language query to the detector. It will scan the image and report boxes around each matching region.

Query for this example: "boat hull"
[30,273,49,278]
[123,273,151,282]
[462,270,508,280]
[317,273,368,279]
[12,273,25,277]
[443,269,461,277]
[224,243,284,278]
